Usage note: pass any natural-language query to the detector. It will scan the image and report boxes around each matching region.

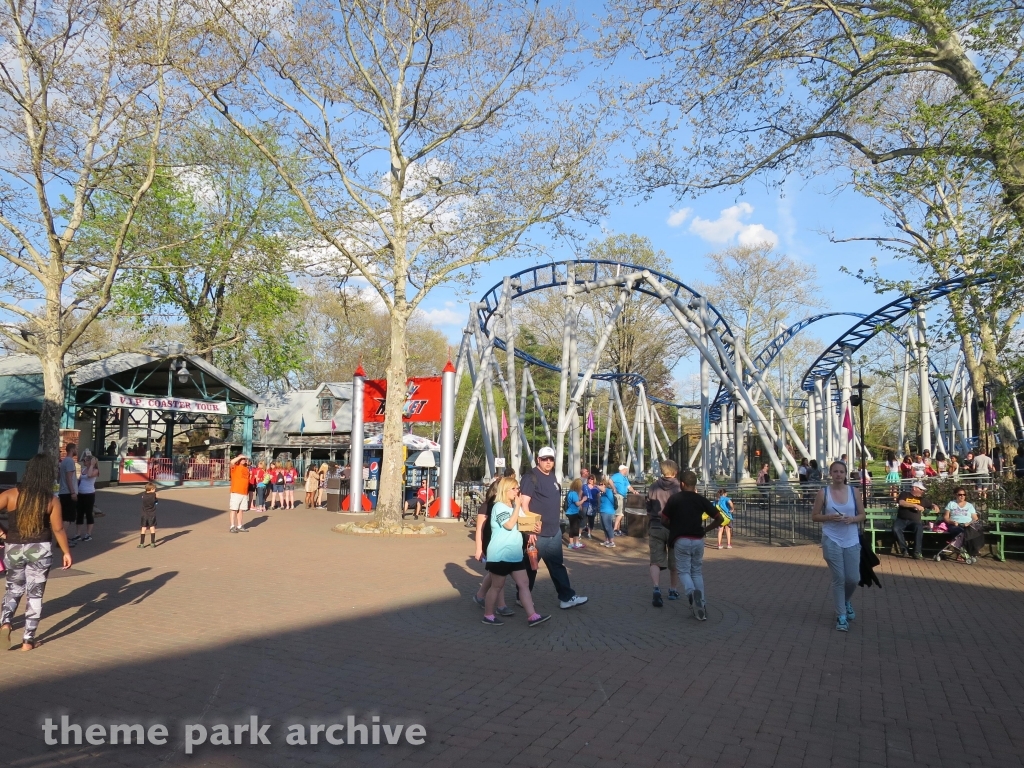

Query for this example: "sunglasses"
[956,493,966,497]
[538,456,554,461]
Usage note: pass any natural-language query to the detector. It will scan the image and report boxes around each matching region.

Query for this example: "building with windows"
[256,383,373,470]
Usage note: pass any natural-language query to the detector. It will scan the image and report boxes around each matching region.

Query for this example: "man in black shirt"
[1014,444,1024,479]
[894,480,938,559]
[518,446,588,610]
[660,471,723,621]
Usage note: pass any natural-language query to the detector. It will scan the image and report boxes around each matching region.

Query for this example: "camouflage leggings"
[1,542,52,642]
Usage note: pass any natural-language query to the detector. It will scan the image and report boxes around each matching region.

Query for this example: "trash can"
[325,477,341,512]
[625,493,647,537]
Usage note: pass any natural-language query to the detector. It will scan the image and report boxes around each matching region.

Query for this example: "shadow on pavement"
[3,548,1024,768]
[31,569,178,644]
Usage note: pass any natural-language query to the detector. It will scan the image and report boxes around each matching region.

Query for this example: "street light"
[850,370,870,510]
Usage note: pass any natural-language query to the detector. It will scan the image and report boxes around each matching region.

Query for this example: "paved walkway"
[3,487,1024,767]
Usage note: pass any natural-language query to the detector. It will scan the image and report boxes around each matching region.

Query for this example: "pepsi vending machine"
[363,447,383,509]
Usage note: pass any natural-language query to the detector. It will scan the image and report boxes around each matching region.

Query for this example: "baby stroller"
[934,521,984,564]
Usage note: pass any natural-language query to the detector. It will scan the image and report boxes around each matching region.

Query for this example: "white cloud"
[736,223,779,248]
[415,302,466,327]
[666,208,692,227]
[688,203,778,248]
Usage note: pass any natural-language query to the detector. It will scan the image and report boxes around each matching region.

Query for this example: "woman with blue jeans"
[811,461,865,631]
[597,477,618,548]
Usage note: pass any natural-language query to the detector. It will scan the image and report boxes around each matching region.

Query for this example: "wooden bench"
[985,510,1024,561]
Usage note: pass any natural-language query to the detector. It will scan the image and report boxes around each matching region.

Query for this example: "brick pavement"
[2,486,1024,767]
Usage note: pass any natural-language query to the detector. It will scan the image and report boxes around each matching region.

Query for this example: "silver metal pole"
[437,361,456,518]
[349,367,365,512]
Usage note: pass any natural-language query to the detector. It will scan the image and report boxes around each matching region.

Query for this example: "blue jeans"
[255,485,267,507]
[821,536,860,618]
[534,534,575,603]
[892,517,923,555]
[673,538,705,598]
[600,512,616,543]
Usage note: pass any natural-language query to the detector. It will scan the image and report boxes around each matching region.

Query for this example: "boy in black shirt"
[894,480,938,558]
[660,471,724,621]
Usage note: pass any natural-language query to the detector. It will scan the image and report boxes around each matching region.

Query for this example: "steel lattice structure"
[452,263,1011,484]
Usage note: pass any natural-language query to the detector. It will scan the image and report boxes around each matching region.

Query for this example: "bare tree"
[605,1,1024,225]
[696,244,823,359]
[0,0,189,458]
[176,0,609,524]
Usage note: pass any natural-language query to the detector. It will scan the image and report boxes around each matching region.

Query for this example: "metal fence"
[452,477,1017,542]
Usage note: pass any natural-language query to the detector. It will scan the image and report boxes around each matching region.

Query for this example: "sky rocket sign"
[362,377,442,423]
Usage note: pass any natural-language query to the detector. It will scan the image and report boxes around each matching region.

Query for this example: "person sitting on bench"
[403,479,435,519]
[943,487,982,560]
[894,481,939,559]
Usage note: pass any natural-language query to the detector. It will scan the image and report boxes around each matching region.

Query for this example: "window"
[319,397,333,421]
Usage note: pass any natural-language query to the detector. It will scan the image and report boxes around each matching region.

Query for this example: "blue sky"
[415,1,920,381]
[421,159,915,381]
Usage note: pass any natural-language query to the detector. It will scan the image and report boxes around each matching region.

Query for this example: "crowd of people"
[0,436,1017,651]
[227,457,340,532]
[470,448,740,627]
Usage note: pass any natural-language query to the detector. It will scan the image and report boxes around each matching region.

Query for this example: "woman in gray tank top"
[811,461,865,632]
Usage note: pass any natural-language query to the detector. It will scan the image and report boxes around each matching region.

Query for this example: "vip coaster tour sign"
[109,393,230,415]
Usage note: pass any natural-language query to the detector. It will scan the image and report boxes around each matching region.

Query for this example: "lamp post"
[850,370,870,510]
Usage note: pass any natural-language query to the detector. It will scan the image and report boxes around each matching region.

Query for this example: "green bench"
[864,507,958,556]
[985,510,1024,561]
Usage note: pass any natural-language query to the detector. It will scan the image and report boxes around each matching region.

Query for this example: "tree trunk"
[39,346,66,461]
[374,308,410,526]
[919,3,1024,225]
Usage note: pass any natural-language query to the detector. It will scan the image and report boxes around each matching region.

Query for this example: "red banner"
[363,376,443,423]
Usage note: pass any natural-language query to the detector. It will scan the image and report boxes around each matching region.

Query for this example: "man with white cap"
[518,446,588,609]
[894,480,938,559]
[609,464,635,536]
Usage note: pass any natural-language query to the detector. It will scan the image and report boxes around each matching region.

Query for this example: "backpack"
[276,470,285,484]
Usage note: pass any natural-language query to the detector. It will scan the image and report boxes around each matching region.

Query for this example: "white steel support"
[898,345,911,457]
[554,265,575,482]
[601,393,614,476]
[841,347,853,462]
[524,366,553,447]
[611,382,639,474]
[700,348,710,484]
[814,379,826,468]
[501,277,522,476]
[916,309,933,456]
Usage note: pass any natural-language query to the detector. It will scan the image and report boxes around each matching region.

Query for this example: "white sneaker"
[691,589,707,621]
[559,595,588,610]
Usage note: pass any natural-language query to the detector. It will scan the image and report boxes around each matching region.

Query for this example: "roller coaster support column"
[825,378,836,461]
[700,347,710,484]
[555,265,575,482]
[732,339,808,467]
[611,381,639,475]
[915,309,933,456]
[814,378,826,468]
[898,347,910,457]
[502,277,522,477]
[841,347,853,462]
[601,394,613,476]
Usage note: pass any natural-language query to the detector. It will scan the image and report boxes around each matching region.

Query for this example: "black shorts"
[141,515,157,528]
[485,559,527,576]
[59,494,77,523]
[567,514,580,538]
[76,493,96,525]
